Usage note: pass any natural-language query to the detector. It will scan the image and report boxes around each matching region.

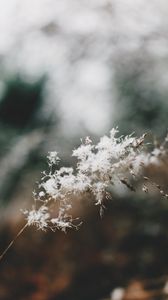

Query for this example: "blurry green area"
[0,76,53,206]
[0,77,44,129]
[0,66,168,207]
[114,57,168,137]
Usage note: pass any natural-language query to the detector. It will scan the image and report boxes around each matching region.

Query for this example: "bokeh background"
[1,1,168,299]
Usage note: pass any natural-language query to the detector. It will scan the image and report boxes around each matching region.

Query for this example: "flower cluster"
[24,128,147,231]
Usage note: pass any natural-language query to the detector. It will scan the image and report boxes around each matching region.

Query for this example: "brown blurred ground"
[1,186,168,300]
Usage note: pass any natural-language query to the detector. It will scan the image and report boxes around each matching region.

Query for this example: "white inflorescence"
[24,128,148,231]
[23,206,50,231]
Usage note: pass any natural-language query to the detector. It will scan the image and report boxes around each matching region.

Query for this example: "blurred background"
[1,1,168,299]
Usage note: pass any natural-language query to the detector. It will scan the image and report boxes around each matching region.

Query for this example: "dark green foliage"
[0,76,47,206]
[0,77,44,129]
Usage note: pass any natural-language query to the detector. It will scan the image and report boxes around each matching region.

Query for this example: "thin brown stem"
[0,223,28,262]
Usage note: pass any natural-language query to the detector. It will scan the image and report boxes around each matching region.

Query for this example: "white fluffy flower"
[24,206,50,230]
[24,128,147,231]
[47,151,60,166]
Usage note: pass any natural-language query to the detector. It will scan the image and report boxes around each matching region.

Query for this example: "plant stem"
[0,223,28,262]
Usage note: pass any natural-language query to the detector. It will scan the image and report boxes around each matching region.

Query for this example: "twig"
[0,223,28,262]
